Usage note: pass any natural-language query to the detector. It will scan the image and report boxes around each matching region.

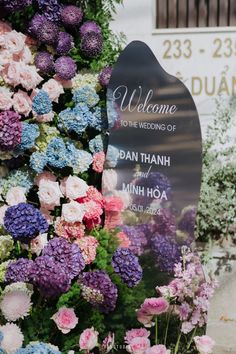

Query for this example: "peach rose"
[0,87,13,110]
[42,79,64,103]
[79,327,98,351]
[51,307,78,334]
[5,186,26,206]
[62,201,85,223]
[19,63,43,90]
[13,90,32,116]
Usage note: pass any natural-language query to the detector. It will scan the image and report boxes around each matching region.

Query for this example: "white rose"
[38,181,63,210]
[65,175,88,200]
[30,233,48,256]
[6,186,26,206]
[62,201,85,223]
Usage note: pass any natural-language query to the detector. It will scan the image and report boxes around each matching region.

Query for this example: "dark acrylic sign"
[102,41,202,283]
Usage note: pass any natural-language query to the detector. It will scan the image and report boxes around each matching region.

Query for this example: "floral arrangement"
[0,0,217,353]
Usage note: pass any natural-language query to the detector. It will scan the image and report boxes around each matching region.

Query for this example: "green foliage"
[196,98,236,242]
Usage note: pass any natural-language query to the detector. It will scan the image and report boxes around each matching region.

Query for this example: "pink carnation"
[51,307,78,334]
[77,186,104,207]
[0,323,24,354]
[127,337,150,354]
[0,87,13,110]
[141,298,169,316]
[79,327,99,351]
[92,151,105,173]
[13,90,32,116]
[104,196,124,212]
[83,200,103,229]
[145,345,170,354]
[54,217,85,240]
[76,236,99,264]
[194,335,215,354]
[116,231,131,248]
[42,78,64,103]
[125,329,150,344]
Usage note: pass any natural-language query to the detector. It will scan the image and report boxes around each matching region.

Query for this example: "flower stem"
[187,327,197,350]
[174,332,182,354]
[164,311,171,345]
[155,316,158,345]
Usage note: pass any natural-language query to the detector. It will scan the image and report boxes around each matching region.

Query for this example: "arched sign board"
[102,40,202,293]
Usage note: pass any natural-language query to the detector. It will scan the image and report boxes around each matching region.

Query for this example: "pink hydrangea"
[79,327,99,351]
[125,329,150,344]
[42,78,64,103]
[116,231,131,248]
[145,345,170,354]
[0,323,24,353]
[141,298,169,316]
[51,307,78,334]
[76,236,99,264]
[13,90,32,116]
[126,337,150,354]
[194,335,215,354]
[54,217,85,240]
[92,151,105,173]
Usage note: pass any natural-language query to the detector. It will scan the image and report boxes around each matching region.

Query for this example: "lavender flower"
[5,258,34,283]
[0,111,22,151]
[4,203,48,242]
[79,21,102,37]
[119,225,148,256]
[29,256,71,298]
[56,32,73,55]
[112,248,142,287]
[34,51,54,74]
[42,237,85,279]
[99,67,112,87]
[81,32,103,58]
[79,270,118,313]
[54,56,77,80]
[61,5,83,27]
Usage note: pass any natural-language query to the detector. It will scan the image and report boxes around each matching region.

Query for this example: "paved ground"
[204,243,236,353]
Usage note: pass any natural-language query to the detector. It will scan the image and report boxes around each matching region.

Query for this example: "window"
[155,0,236,29]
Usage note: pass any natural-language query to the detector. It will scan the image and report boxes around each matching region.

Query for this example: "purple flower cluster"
[42,237,85,280]
[153,208,177,236]
[1,0,32,12]
[4,203,48,243]
[54,56,77,80]
[37,0,62,23]
[81,32,103,58]
[99,67,112,87]
[119,225,148,256]
[38,19,59,44]
[61,5,83,27]
[178,206,197,236]
[5,258,34,283]
[0,111,22,151]
[34,51,54,74]
[151,233,181,273]
[30,256,71,298]
[79,21,101,36]
[112,248,143,288]
[79,270,118,313]
[56,32,73,55]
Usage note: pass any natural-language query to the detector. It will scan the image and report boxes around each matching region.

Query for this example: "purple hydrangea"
[42,237,85,280]
[79,21,102,37]
[56,32,73,55]
[178,206,197,236]
[5,258,34,283]
[0,111,22,151]
[34,51,54,74]
[29,256,71,298]
[28,13,47,38]
[119,225,148,256]
[151,233,181,273]
[81,32,103,58]
[112,248,142,287]
[79,270,118,313]
[37,0,62,23]
[4,203,48,242]
[2,0,32,11]
[61,5,83,27]
[99,66,112,87]
[37,19,59,44]
[54,56,77,80]
[153,208,177,237]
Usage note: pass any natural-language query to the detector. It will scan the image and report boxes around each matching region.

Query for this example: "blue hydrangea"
[64,142,92,173]
[58,107,87,135]
[106,145,119,168]
[74,103,94,126]
[0,169,33,196]
[90,106,108,131]
[15,123,40,153]
[30,151,48,173]
[89,134,105,153]
[46,137,69,169]
[72,86,99,107]
[32,90,52,115]
[16,342,61,354]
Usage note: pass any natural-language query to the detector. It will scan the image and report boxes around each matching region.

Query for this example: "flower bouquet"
[0,1,217,353]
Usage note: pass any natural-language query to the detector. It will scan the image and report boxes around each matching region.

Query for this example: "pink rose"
[13,90,32,116]
[30,233,48,256]
[125,329,150,344]
[63,175,88,200]
[116,231,131,248]
[35,112,54,123]
[51,307,78,334]
[0,87,13,110]
[145,345,170,354]
[0,50,13,71]
[127,337,150,354]
[16,46,33,64]
[1,30,26,54]
[79,327,99,351]
[76,236,99,264]
[194,335,215,354]
[0,21,11,35]
[4,61,21,86]
[101,333,115,353]
[0,205,8,225]
[34,171,56,187]
[141,298,169,316]
[19,63,43,90]
[62,201,85,223]
[42,79,64,103]
[92,151,105,173]
[5,186,26,206]
[38,181,63,210]
[136,309,154,328]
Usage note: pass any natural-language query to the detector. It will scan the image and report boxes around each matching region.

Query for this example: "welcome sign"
[103,41,202,281]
